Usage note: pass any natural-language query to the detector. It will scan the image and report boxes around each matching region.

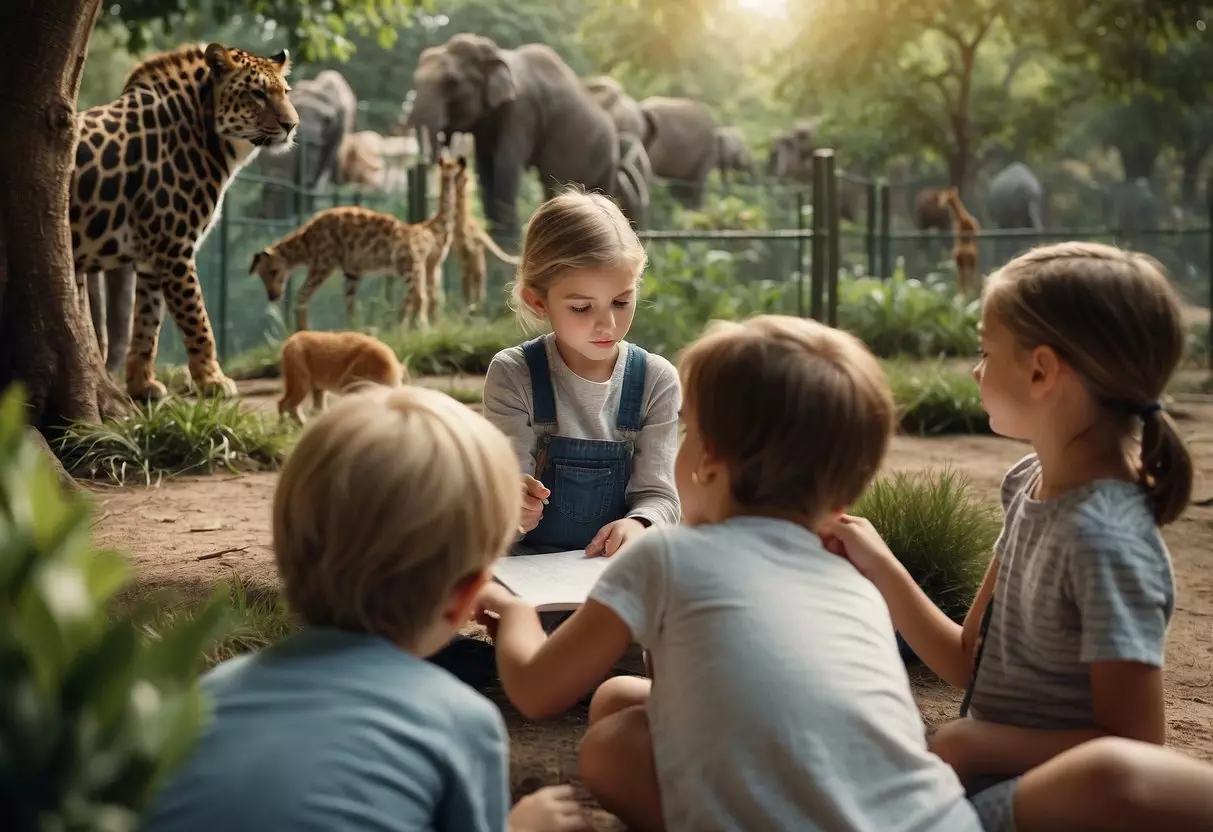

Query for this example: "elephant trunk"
[406,96,449,164]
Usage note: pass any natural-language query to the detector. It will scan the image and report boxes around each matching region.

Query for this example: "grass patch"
[441,385,485,404]
[55,397,297,485]
[852,467,1000,624]
[140,577,297,668]
[885,359,990,436]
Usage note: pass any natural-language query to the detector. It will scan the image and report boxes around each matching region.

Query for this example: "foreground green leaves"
[0,386,236,831]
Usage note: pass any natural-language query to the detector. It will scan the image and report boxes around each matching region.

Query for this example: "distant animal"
[406,33,648,239]
[277,330,407,424]
[914,187,953,233]
[638,95,718,208]
[714,126,756,186]
[337,130,386,188]
[768,121,864,222]
[452,167,521,309]
[939,187,981,295]
[249,155,464,332]
[986,162,1044,230]
[71,41,298,400]
[258,68,357,218]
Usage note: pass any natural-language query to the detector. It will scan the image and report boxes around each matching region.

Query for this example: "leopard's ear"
[456,156,468,172]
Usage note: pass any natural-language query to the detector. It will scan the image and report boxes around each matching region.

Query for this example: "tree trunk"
[0,0,125,440]
[947,44,976,198]
[1116,141,1159,182]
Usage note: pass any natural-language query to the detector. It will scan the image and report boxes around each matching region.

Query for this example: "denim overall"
[518,336,647,553]
[426,338,648,687]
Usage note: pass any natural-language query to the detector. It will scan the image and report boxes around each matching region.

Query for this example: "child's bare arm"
[477,584,633,721]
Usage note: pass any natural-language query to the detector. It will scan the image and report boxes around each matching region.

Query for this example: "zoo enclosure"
[166,146,1213,368]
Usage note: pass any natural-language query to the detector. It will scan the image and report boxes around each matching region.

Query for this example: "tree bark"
[0,0,126,440]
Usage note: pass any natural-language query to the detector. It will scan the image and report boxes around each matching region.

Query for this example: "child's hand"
[819,514,897,581]
[520,475,550,533]
[586,517,647,558]
[473,581,523,639]
[508,784,588,831]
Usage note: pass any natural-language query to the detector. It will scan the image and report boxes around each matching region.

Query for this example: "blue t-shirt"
[141,627,510,832]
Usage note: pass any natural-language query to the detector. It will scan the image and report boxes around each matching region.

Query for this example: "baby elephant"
[277,330,408,423]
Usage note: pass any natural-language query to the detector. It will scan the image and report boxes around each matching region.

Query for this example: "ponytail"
[1139,407,1193,526]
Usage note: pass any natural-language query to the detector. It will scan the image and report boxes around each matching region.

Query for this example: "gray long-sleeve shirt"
[480,333,682,528]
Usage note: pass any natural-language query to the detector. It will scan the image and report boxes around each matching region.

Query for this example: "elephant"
[637,96,717,208]
[768,121,865,222]
[985,162,1044,230]
[85,266,136,376]
[714,126,756,186]
[1111,177,1161,246]
[584,75,650,142]
[258,69,358,218]
[406,33,648,240]
[985,161,1045,269]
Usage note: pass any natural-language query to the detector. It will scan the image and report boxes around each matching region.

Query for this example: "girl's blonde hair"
[510,188,647,330]
[983,241,1193,525]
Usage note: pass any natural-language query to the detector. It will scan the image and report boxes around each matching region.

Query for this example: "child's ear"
[521,287,547,319]
[444,567,492,626]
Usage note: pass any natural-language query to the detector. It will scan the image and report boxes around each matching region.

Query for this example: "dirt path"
[90,390,1213,830]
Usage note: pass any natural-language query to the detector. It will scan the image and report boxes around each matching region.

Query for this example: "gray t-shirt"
[481,333,681,527]
[969,453,1175,729]
[141,627,510,832]
[590,516,984,832]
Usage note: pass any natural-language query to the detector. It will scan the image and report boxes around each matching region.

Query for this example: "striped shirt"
[968,453,1175,730]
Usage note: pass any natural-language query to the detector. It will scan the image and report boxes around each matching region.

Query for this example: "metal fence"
[163,149,1213,367]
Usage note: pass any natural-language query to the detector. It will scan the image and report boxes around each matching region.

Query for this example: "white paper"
[492,549,609,611]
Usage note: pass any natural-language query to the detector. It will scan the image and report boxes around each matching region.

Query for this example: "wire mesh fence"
[161,152,1213,369]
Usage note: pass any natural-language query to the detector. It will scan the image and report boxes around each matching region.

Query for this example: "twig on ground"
[196,545,249,562]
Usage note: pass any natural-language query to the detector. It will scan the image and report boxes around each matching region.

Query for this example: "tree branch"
[1000,44,1044,96]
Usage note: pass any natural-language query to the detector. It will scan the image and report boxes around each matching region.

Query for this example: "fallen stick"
[196,545,249,562]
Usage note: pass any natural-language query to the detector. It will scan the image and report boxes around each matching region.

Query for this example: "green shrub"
[630,242,794,358]
[55,397,296,486]
[851,467,1000,624]
[885,359,990,436]
[0,386,235,830]
[1186,322,1209,368]
[838,269,980,359]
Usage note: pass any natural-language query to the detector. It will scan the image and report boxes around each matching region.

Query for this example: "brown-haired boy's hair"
[272,384,522,646]
[983,241,1193,525]
[679,314,895,522]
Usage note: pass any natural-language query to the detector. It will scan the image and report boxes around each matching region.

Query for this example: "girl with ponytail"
[824,241,1195,830]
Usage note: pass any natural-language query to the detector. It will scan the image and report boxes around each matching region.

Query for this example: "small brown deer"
[938,186,981,295]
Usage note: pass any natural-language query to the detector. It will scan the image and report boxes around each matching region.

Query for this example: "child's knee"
[588,675,650,724]
[1059,737,1157,814]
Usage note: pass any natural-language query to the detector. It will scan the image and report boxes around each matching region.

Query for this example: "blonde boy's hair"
[272,384,522,645]
[679,315,895,521]
[511,188,647,330]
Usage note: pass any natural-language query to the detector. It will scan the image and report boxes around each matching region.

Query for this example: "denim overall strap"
[522,337,558,429]
[615,343,648,436]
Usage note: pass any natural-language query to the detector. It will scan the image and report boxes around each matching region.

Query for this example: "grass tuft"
[55,397,296,485]
[851,467,1000,624]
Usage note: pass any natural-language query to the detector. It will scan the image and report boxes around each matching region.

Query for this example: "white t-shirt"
[590,516,984,832]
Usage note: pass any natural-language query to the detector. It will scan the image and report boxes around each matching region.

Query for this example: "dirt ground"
[91,379,1213,830]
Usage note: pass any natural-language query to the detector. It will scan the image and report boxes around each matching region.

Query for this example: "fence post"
[878,180,892,279]
[810,150,830,322]
[217,204,230,363]
[796,190,806,317]
[866,179,878,277]
[826,160,840,327]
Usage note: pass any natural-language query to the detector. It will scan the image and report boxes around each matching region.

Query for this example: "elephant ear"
[641,110,658,146]
[485,58,516,109]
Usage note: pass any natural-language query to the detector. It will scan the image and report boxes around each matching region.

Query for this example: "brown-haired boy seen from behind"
[474,314,991,830]
[141,385,587,832]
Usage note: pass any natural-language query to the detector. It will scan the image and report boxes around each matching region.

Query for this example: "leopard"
[452,167,521,309]
[249,155,465,333]
[938,186,982,296]
[276,329,408,424]
[71,41,299,400]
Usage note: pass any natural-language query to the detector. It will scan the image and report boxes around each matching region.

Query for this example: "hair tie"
[1140,402,1164,418]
